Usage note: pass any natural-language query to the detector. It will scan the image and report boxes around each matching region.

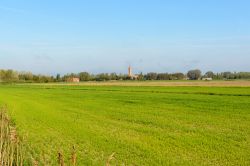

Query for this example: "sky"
[0,0,250,75]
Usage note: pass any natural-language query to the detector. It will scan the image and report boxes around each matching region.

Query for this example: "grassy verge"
[0,105,23,166]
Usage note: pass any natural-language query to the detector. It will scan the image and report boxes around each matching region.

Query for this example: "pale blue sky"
[0,0,250,74]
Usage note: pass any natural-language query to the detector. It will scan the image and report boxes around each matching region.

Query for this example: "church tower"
[128,66,132,77]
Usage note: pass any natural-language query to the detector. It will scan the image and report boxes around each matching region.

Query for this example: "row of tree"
[1,69,250,83]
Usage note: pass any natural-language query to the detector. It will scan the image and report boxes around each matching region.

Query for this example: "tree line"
[0,69,250,83]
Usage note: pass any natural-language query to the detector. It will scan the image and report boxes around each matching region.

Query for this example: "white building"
[202,78,213,81]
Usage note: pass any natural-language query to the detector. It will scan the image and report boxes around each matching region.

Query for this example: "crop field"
[0,83,249,165]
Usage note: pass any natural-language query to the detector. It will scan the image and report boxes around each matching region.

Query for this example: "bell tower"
[128,66,132,77]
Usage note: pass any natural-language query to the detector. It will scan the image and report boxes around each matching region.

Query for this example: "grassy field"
[0,83,249,165]
[32,80,250,87]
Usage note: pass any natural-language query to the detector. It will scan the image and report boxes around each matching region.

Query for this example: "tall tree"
[145,72,158,80]
[78,72,90,81]
[204,71,215,78]
[187,69,202,80]
[56,74,61,81]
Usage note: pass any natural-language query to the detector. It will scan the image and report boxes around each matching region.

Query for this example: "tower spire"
[128,65,132,77]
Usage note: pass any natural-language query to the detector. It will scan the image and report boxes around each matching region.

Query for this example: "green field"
[0,84,249,165]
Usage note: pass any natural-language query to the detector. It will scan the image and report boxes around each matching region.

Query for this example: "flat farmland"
[42,80,250,87]
[0,83,249,165]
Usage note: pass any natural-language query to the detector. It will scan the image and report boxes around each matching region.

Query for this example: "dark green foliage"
[78,72,91,81]
[187,69,202,80]
[1,69,250,83]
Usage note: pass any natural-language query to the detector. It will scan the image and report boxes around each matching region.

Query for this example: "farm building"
[67,77,80,83]
[202,78,213,81]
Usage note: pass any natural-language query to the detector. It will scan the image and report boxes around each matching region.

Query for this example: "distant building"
[67,77,80,83]
[202,78,213,81]
[128,66,132,77]
[128,66,139,80]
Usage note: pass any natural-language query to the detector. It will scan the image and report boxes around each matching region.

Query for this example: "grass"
[0,106,23,166]
[27,79,250,87]
[0,84,249,165]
